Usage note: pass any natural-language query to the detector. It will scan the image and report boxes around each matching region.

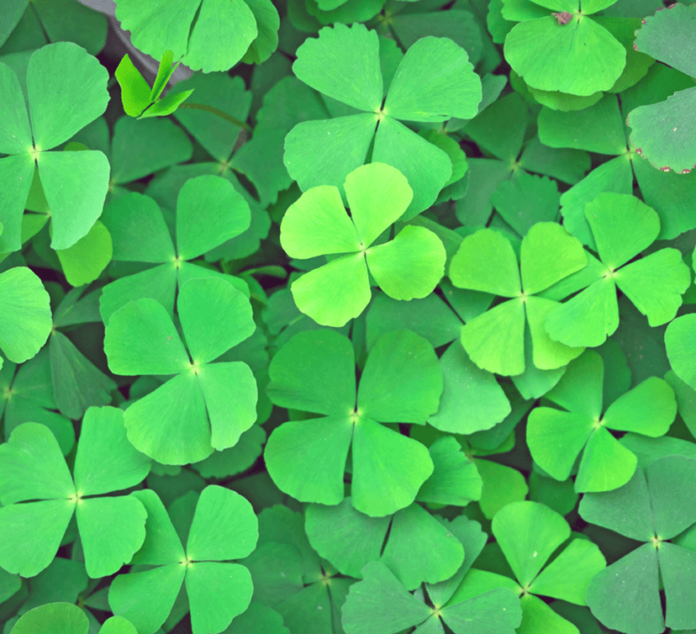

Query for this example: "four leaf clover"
[341,561,522,634]
[527,350,676,492]
[580,456,696,633]
[108,486,258,634]
[0,42,109,252]
[461,501,606,634]
[0,408,150,578]
[449,222,588,376]
[543,193,690,347]
[265,328,443,517]
[284,23,482,216]
[104,277,258,465]
[280,162,446,327]
[99,175,251,322]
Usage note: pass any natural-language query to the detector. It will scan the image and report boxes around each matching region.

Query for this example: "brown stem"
[177,102,252,132]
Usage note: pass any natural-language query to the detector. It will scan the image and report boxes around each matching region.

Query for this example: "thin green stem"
[178,102,252,132]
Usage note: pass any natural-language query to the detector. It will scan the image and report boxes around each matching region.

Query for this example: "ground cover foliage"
[1,0,696,632]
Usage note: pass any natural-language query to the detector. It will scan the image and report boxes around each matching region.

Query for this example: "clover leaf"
[460,501,606,634]
[284,23,482,217]
[502,0,626,96]
[539,92,696,242]
[449,222,588,376]
[265,328,442,516]
[527,350,676,492]
[0,42,109,252]
[10,602,136,634]
[543,193,690,348]
[99,175,250,322]
[114,0,280,73]
[108,486,258,634]
[280,162,446,327]
[0,408,150,578]
[341,560,522,634]
[305,438,482,590]
[337,516,523,633]
[579,456,696,633]
[362,289,513,434]
[144,162,271,263]
[305,494,470,591]
[104,276,258,465]
[0,267,51,364]
[507,15,655,111]
[627,3,696,174]
[665,313,696,390]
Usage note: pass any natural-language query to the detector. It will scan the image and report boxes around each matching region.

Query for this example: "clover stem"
[177,103,252,132]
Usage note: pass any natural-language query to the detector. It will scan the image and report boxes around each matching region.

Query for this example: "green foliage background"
[0,0,696,632]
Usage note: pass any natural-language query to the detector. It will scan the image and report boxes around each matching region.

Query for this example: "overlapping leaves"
[281,162,446,327]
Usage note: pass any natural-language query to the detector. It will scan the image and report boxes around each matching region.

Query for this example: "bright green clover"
[280,162,446,328]
[10,602,136,634]
[449,222,588,376]
[54,220,112,288]
[580,456,696,633]
[115,51,193,119]
[99,175,250,323]
[104,276,258,465]
[284,23,483,217]
[502,0,626,96]
[341,561,522,634]
[544,193,690,348]
[0,408,151,578]
[527,350,676,493]
[0,267,51,364]
[109,486,258,634]
[459,501,606,634]
[511,16,655,112]
[265,328,442,517]
[48,287,117,420]
[0,351,74,457]
[0,42,109,252]
[539,90,696,243]
[114,0,280,72]
[628,3,696,174]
